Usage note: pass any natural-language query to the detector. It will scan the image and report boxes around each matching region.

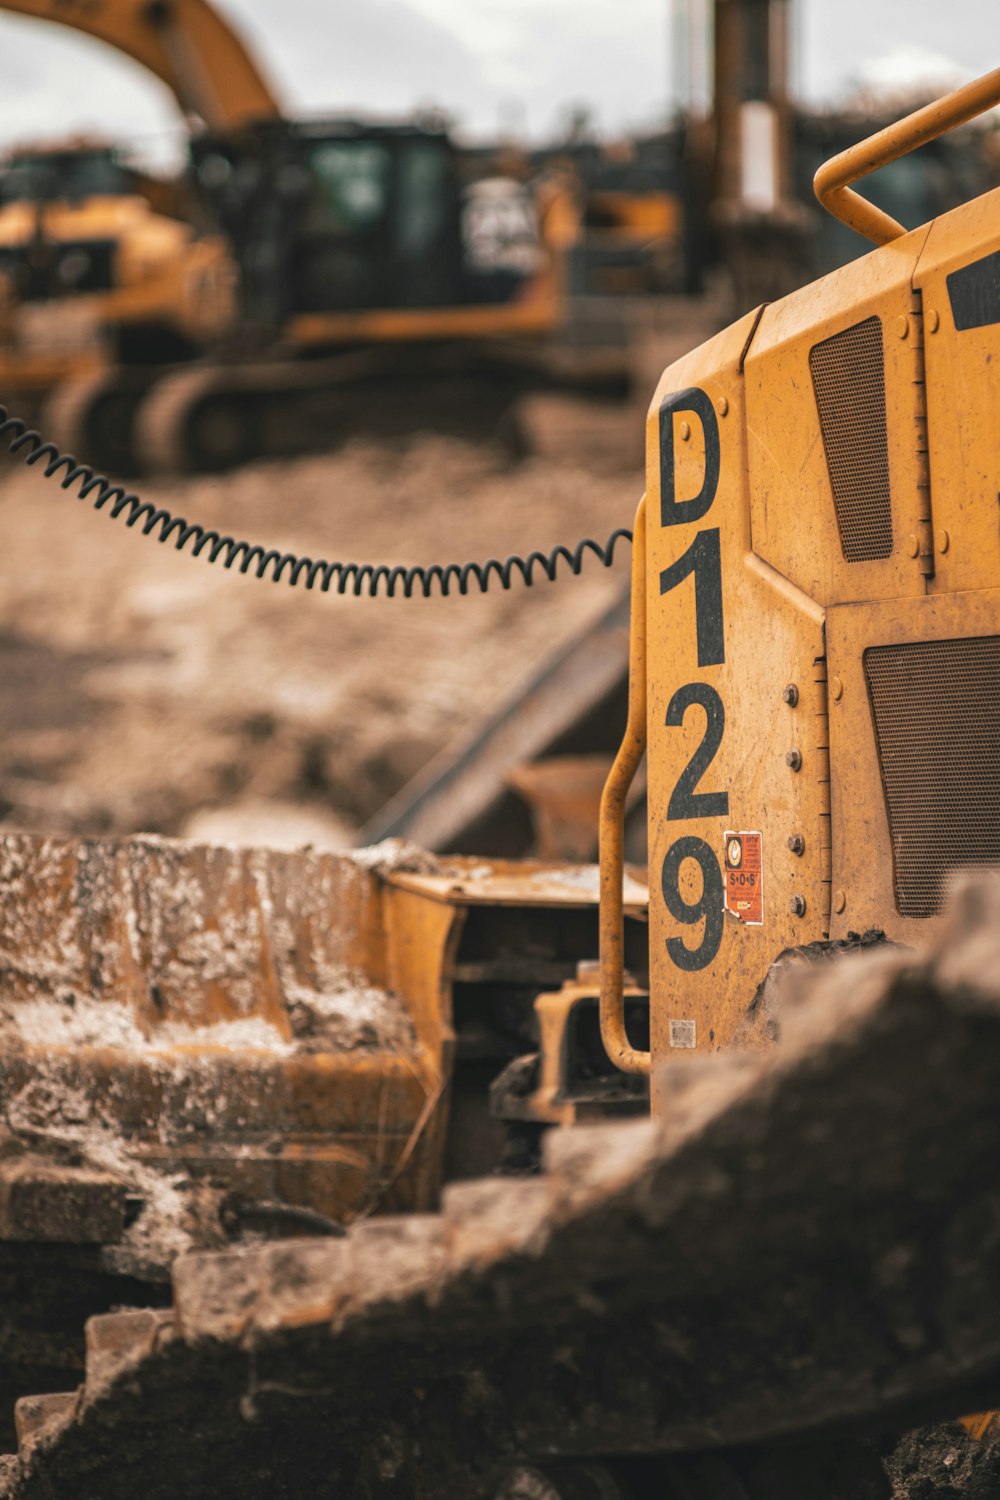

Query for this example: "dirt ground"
[887,1424,1000,1499]
[0,403,639,850]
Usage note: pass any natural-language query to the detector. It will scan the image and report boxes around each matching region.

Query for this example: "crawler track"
[7,878,1000,1498]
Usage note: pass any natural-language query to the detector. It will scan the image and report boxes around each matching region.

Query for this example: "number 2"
[666,683,729,821]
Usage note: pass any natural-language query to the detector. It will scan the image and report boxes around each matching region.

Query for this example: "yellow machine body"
[0,185,235,390]
[0,0,273,398]
[617,74,1000,1099]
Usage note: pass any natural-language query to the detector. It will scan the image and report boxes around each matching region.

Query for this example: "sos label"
[658,387,729,972]
[723,831,763,925]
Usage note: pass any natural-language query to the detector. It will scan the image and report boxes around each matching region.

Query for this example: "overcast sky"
[0,0,992,165]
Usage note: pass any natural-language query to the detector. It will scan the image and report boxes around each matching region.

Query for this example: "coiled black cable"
[0,408,633,598]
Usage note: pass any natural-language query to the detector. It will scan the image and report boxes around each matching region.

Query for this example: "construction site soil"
[0,405,638,850]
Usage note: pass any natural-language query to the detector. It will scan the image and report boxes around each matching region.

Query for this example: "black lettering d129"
[659,387,721,529]
[661,835,724,971]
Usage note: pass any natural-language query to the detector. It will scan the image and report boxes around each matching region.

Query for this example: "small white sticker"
[669,1019,697,1049]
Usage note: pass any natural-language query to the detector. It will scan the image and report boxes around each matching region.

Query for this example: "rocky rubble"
[6,875,1000,1497]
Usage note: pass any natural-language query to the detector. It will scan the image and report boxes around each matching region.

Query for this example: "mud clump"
[887,1423,1000,1498]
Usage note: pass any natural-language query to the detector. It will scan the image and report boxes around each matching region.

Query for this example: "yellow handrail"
[814,66,1000,246]
[599,494,650,1078]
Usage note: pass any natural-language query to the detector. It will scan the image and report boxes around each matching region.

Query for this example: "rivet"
[782,683,799,707]
[789,895,807,917]
[785,748,802,772]
[679,420,691,441]
[937,527,950,554]
[717,395,729,417]
[830,676,843,702]
[896,315,910,339]
[906,533,919,558]
[927,308,940,334]
[788,834,805,856]
[834,889,847,914]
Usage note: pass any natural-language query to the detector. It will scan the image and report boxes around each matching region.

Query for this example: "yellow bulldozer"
[0,60,998,1500]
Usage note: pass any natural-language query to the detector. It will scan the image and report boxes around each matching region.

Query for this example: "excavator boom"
[0,0,280,129]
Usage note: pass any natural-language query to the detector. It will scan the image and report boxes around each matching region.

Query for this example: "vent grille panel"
[810,317,893,562]
[864,637,1000,918]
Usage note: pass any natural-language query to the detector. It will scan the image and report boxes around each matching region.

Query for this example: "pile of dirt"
[0,427,636,847]
[887,1424,1000,1498]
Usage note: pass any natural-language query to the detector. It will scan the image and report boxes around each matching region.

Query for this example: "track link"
[7,874,1000,1497]
[39,369,154,474]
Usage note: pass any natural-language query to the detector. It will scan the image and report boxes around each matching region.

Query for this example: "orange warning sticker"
[723,831,763,925]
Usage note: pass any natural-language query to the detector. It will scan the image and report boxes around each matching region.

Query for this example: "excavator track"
[7,876,1000,1499]
[131,337,636,474]
[131,349,506,473]
[39,368,157,476]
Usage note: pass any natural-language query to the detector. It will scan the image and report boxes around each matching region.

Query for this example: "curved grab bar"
[599,494,650,1078]
[814,66,1000,246]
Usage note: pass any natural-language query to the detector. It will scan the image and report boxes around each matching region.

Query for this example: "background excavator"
[4,0,990,481]
[0,0,279,468]
[0,136,237,470]
[1,53,1000,1498]
[0,0,603,473]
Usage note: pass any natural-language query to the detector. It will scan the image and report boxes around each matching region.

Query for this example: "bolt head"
[679,420,691,442]
[834,889,847,914]
[782,683,799,707]
[788,834,805,856]
[717,395,729,417]
[785,748,802,772]
[789,895,807,917]
[896,314,910,339]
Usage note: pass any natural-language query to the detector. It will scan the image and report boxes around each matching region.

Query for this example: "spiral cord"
[0,408,633,599]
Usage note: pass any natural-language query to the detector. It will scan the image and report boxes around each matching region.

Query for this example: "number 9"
[661,836,724,972]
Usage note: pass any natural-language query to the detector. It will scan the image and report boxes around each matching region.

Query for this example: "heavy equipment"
[2,59,1000,1500]
[0,0,280,464]
[0,0,595,474]
[530,132,688,298]
[0,137,236,468]
[139,114,578,471]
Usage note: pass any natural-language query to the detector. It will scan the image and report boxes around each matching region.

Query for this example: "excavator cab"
[191,119,549,336]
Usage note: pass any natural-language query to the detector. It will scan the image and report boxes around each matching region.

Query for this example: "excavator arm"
[0,0,281,129]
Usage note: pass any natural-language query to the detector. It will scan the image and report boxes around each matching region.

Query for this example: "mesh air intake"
[864,637,1000,918]
[810,317,893,562]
